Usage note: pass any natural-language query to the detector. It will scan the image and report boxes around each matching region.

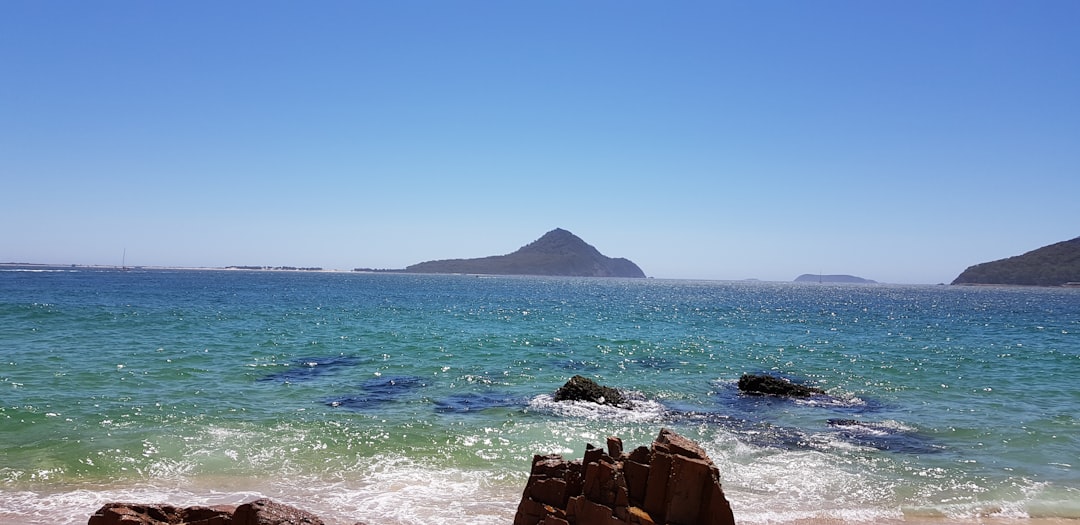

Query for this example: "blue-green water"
[1,268,1078,524]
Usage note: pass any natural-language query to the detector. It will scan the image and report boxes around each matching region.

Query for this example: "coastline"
[4,466,1078,525]
[4,491,1079,525]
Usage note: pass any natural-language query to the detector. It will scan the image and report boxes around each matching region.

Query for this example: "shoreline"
[4,493,1080,525]
[2,464,1077,525]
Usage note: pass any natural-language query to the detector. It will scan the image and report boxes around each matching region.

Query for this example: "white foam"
[0,461,522,525]
[526,393,666,423]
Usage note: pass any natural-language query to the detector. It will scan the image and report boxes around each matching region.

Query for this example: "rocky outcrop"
[88,499,335,525]
[737,373,824,398]
[553,375,628,407]
[513,428,736,525]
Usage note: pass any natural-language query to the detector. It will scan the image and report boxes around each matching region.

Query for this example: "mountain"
[794,274,877,284]
[952,237,1080,286]
[403,228,646,278]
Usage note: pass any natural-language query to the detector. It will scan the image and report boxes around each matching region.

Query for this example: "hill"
[402,228,646,278]
[952,236,1080,286]
[794,274,877,284]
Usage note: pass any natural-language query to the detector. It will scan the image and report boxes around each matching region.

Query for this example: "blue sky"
[3,1,1078,284]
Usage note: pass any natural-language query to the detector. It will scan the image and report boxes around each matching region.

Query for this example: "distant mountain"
[403,228,646,278]
[952,237,1080,286]
[794,274,877,284]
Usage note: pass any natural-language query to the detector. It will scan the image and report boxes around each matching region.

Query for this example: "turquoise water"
[1,268,1078,524]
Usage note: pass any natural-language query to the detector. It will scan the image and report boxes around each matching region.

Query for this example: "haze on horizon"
[3,2,1078,285]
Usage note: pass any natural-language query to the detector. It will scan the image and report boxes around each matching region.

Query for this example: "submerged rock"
[737,373,824,398]
[513,428,736,525]
[553,375,628,407]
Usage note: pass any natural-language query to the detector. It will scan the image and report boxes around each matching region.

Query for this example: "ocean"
[1,268,1077,524]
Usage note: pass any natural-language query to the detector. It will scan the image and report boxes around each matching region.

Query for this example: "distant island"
[363,228,646,278]
[952,236,1080,287]
[794,274,877,284]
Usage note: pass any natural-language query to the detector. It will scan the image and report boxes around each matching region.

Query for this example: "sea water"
[1,268,1077,524]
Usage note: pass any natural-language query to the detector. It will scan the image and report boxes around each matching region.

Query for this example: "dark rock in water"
[553,374,627,407]
[513,428,736,525]
[737,373,825,398]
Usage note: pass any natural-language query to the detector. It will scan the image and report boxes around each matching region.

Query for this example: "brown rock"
[607,436,624,458]
[233,499,324,525]
[88,503,234,525]
[655,428,710,461]
[665,455,712,524]
[623,459,650,505]
[642,450,672,522]
[513,428,736,525]
[87,500,334,525]
[628,446,651,464]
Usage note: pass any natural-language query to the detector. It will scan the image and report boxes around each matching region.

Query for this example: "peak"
[521,229,592,253]
[539,228,575,239]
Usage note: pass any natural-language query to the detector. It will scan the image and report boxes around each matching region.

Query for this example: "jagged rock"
[513,428,735,525]
[553,375,627,407]
[87,503,235,525]
[737,373,824,398]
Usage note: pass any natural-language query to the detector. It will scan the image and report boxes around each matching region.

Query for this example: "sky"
[3,1,1078,284]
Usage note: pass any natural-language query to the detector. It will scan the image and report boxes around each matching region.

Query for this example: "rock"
[87,503,235,525]
[737,373,824,398]
[88,500,332,525]
[513,428,735,525]
[553,375,627,407]
[233,499,325,525]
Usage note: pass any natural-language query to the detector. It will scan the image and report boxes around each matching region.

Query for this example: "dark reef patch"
[827,418,941,454]
[325,375,427,410]
[433,391,522,413]
[259,355,365,383]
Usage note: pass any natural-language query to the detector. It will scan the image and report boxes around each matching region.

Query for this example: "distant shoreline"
[7,263,1076,287]
[0,262,354,273]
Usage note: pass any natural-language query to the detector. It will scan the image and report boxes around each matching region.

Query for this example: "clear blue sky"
[3,1,1078,284]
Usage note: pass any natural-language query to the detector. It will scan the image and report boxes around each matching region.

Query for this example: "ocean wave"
[0,458,522,525]
[526,393,666,423]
